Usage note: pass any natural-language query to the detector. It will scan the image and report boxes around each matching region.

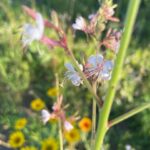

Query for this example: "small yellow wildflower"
[21,146,37,150]
[78,117,92,132]
[64,128,80,143]
[30,98,45,111]
[8,131,25,148]
[47,87,58,97]
[15,118,27,130]
[42,138,58,150]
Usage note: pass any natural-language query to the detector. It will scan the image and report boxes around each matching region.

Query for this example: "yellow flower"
[21,146,37,150]
[8,131,25,148]
[47,87,58,97]
[78,117,92,132]
[30,98,45,111]
[42,138,58,150]
[15,118,27,130]
[64,128,80,143]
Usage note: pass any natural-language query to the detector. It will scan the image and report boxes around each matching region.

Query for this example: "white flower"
[84,54,113,81]
[72,16,86,31]
[65,63,82,86]
[125,144,132,150]
[41,109,51,124]
[22,13,44,46]
[64,121,73,131]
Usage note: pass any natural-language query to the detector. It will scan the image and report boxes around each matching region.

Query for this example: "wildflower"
[8,131,25,148]
[72,16,86,31]
[78,117,92,132]
[84,54,113,81]
[41,109,55,124]
[72,15,98,34]
[21,146,37,150]
[42,138,58,150]
[47,87,58,97]
[30,98,45,111]
[125,144,132,150]
[41,96,74,132]
[65,63,82,86]
[15,118,27,130]
[64,120,73,131]
[22,6,69,50]
[101,29,122,53]
[64,128,80,143]
[22,12,44,46]
[101,3,119,22]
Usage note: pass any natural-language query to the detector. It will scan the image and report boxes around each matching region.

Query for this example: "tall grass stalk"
[94,0,141,149]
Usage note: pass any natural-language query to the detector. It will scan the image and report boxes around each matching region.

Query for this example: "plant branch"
[108,103,150,128]
[94,0,141,149]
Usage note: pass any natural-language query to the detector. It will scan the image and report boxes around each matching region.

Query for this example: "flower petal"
[41,109,51,124]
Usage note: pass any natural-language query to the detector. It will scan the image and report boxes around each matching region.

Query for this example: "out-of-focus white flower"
[84,54,113,81]
[22,13,44,46]
[64,121,73,131]
[125,144,132,150]
[41,109,51,124]
[65,63,82,86]
[72,16,86,31]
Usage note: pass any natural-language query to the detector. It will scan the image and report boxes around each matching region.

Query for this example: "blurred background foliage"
[0,0,149,150]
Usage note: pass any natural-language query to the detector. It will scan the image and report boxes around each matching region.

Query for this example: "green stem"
[69,51,103,108]
[55,74,63,150]
[108,103,150,128]
[94,1,141,150]
[91,81,97,147]
[58,120,63,150]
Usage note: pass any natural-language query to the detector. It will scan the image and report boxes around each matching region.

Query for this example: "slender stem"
[91,81,97,147]
[58,119,63,150]
[55,74,63,150]
[69,51,103,108]
[94,1,141,150]
[108,103,150,128]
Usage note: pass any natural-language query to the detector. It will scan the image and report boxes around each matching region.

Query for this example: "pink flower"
[100,29,122,53]
[101,4,119,22]
[72,15,98,34]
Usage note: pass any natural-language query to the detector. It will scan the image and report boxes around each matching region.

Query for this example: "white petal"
[88,55,103,67]
[41,109,51,124]
[35,13,44,39]
[72,16,85,30]
[64,121,73,131]
[22,12,44,46]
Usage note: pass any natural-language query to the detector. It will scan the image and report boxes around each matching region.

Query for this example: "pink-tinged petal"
[22,5,37,19]
[40,36,60,48]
